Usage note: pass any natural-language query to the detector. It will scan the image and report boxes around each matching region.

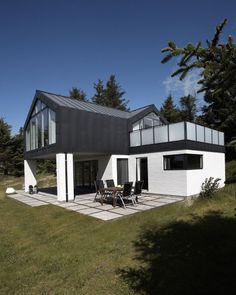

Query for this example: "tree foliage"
[160,94,181,123]
[179,95,198,122]
[0,118,12,175]
[92,75,129,111]
[161,19,236,142]
[69,87,87,101]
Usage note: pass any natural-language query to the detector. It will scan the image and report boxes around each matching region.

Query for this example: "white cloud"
[163,68,203,98]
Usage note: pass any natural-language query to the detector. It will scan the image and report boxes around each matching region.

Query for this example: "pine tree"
[161,19,236,142]
[0,118,12,175]
[92,75,129,111]
[91,79,106,105]
[10,128,24,176]
[179,95,198,122]
[69,87,87,101]
[160,94,181,123]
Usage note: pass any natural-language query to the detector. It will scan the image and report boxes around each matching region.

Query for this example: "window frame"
[163,154,203,171]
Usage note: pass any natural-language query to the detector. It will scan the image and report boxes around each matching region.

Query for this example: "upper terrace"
[129,121,224,152]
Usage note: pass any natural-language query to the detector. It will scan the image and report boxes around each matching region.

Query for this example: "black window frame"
[163,154,203,170]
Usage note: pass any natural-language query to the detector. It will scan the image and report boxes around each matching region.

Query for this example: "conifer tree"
[179,95,198,122]
[160,94,181,123]
[69,87,87,101]
[0,118,12,175]
[92,75,129,111]
[161,19,236,142]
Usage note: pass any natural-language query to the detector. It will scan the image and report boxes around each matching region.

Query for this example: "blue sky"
[1,0,236,133]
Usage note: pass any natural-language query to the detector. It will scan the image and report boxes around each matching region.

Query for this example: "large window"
[25,99,56,151]
[163,154,203,170]
[132,112,162,131]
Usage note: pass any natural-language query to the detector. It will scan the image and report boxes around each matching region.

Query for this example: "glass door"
[117,159,129,185]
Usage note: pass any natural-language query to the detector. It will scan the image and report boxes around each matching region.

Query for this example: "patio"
[8,191,184,220]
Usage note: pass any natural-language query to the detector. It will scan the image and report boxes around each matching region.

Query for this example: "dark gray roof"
[37,90,152,119]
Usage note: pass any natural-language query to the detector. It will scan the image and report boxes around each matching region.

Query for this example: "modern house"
[24,90,225,202]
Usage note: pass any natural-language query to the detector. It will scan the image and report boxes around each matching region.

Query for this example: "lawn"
[0,164,236,295]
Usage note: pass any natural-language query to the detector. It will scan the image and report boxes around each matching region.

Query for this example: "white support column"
[56,153,66,201]
[24,159,37,192]
[67,153,74,201]
[56,153,74,202]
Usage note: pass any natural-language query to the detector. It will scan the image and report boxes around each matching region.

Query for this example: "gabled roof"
[37,90,164,119]
[24,90,167,129]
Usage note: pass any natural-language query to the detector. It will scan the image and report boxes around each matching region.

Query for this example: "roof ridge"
[130,104,154,112]
[37,89,131,114]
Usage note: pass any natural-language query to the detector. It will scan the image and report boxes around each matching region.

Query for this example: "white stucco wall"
[74,150,225,197]
[129,150,225,197]
[186,151,225,196]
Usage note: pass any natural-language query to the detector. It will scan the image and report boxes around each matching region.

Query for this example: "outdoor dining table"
[103,186,123,207]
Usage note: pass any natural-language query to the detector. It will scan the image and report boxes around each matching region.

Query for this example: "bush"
[199,177,221,199]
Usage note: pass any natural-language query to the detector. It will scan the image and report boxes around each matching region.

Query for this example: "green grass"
[1,171,236,294]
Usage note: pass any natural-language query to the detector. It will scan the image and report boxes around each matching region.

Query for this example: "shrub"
[199,177,221,199]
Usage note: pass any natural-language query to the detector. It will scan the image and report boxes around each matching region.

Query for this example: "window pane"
[169,122,185,141]
[186,154,203,169]
[31,117,36,150]
[49,109,56,144]
[26,125,30,151]
[35,100,41,114]
[186,122,196,141]
[154,125,168,143]
[143,117,153,129]
[43,108,49,146]
[164,154,203,170]
[132,121,140,131]
[164,155,185,170]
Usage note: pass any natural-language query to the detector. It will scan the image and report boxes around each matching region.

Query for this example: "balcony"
[130,122,224,147]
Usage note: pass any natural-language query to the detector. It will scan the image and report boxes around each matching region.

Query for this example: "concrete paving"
[8,190,184,221]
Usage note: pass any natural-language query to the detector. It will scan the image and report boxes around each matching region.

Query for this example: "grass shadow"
[120,211,236,295]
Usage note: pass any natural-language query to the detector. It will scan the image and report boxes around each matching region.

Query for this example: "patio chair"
[105,179,115,188]
[94,180,106,204]
[117,182,136,208]
[132,180,144,203]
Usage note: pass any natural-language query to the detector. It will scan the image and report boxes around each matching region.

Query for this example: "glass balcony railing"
[130,122,224,147]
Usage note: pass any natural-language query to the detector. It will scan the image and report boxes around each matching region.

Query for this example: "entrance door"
[136,158,148,190]
[75,160,98,190]
[117,159,129,185]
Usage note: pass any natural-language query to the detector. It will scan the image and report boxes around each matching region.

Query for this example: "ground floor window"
[163,154,203,170]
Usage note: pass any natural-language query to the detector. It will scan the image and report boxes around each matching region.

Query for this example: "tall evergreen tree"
[0,118,12,175]
[161,19,236,142]
[91,79,106,105]
[10,128,24,176]
[69,87,87,101]
[92,75,129,111]
[160,94,181,123]
[179,95,198,122]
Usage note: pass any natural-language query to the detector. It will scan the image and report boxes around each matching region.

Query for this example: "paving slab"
[109,207,139,215]
[77,207,103,215]
[90,211,122,220]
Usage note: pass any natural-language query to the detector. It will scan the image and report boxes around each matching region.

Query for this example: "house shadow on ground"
[119,211,236,295]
